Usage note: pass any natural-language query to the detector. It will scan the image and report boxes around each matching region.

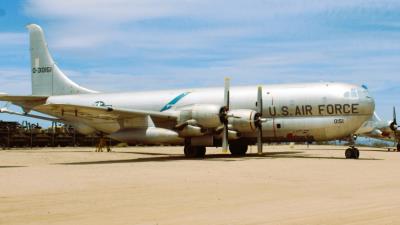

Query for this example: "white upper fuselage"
[39,82,374,143]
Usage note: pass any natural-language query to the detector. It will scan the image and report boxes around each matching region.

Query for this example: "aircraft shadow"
[298,148,395,153]
[358,149,398,153]
[113,151,174,156]
[0,166,26,168]
[59,151,381,165]
[4,150,92,153]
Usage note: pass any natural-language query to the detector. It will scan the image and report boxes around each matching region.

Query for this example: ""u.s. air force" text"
[267,104,359,116]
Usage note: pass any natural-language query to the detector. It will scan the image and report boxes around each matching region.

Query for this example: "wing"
[35,103,178,128]
[0,94,178,129]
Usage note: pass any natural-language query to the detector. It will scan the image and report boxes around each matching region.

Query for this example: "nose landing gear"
[345,146,359,159]
[345,134,359,159]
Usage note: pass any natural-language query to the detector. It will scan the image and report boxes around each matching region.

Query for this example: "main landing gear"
[345,146,359,159]
[184,145,206,158]
[389,143,400,152]
[183,141,250,158]
[229,141,248,156]
[183,142,249,158]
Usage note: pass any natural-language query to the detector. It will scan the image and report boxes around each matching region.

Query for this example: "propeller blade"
[393,107,398,138]
[222,77,230,153]
[256,85,263,154]
[390,106,398,132]
[224,77,230,110]
[257,126,263,154]
[222,124,228,153]
[257,86,263,116]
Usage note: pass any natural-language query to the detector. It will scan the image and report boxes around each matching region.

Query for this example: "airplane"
[355,108,399,151]
[0,24,375,159]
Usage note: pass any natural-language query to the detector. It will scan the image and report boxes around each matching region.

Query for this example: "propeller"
[390,107,398,143]
[219,79,267,154]
[255,86,265,154]
[390,106,397,131]
[221,77,230,153]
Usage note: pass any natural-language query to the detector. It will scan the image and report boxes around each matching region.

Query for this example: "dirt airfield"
[1,144,400,225]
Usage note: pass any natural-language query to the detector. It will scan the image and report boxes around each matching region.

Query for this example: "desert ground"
[1,144,400,225]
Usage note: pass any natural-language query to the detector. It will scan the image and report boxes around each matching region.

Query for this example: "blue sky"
[0,0,400,125]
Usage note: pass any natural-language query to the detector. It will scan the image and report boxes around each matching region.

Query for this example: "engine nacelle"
[178,104,223,128]
[179,125,204,137]
[69,122,96,135]
[109,127,183,145]
[228,109,259,133]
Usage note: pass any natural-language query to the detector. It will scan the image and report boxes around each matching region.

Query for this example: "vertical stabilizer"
[27,24,97,96]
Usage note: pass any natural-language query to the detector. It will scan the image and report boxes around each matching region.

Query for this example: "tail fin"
[27,24,97,96]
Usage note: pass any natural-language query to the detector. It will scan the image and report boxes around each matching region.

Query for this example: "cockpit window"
[351,88,358,98]
[358,86,371,98]
[344,88,359,98]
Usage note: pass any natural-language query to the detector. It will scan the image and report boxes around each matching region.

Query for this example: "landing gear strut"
[184,145,206,158]
[345,146,359,159]
[96,134,111,152]
[345,134,359,159]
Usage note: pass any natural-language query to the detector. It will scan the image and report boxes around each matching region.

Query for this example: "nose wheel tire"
[345,147,359,159]
[184,145,206,158]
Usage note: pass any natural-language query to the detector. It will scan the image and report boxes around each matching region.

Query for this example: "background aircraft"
[0,24,375,159]
[356,108,399,151]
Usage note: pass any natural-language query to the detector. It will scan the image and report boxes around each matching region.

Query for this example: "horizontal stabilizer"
[0,107,59,122]
[0,95,48,102]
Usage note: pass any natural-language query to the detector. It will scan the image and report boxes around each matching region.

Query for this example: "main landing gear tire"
[184,145,206,158]
[397,143,400,152]
[345,147,359,159]
[229,142,248,156]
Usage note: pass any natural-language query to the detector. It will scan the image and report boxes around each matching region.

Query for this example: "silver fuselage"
[37,82,374,143]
